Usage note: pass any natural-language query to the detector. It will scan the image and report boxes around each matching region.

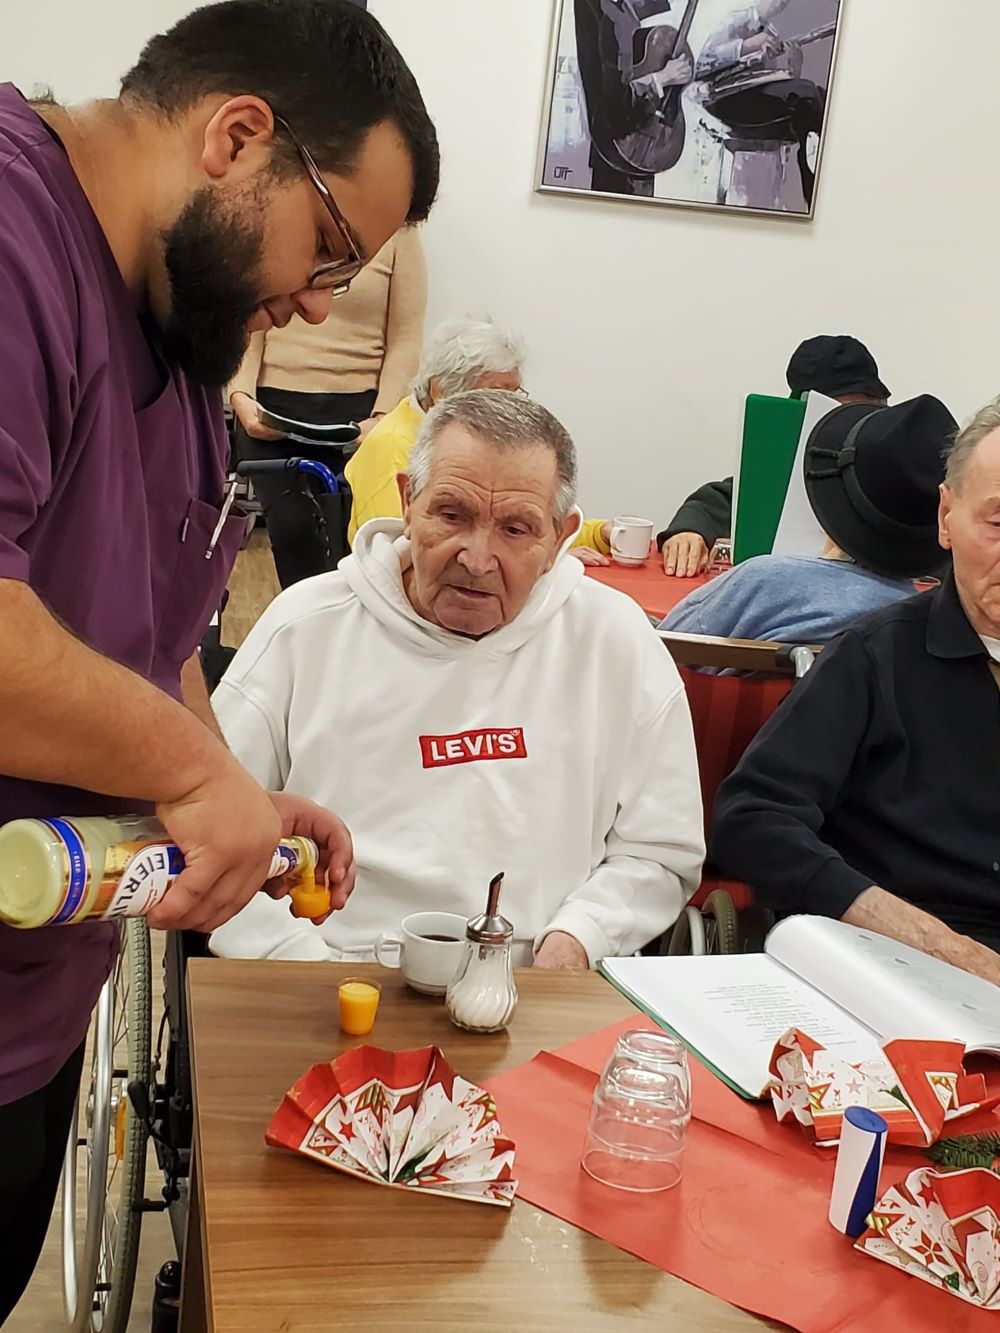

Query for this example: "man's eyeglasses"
[274,116,366,296]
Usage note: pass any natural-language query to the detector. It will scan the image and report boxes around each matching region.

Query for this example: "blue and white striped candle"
[828,1106,888,1237]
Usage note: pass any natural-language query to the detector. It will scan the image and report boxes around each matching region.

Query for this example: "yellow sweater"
[345,397,423,544]
[345,397,610,553]
[229,227,427,415]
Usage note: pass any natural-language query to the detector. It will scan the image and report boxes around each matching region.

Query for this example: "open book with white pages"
[600,916,1000,1100]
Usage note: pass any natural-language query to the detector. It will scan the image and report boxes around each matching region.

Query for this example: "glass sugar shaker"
[446,872,518,1034]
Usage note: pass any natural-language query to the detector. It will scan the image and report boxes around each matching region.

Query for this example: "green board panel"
[733,394,807,564]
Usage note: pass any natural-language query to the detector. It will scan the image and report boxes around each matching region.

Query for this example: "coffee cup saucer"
[406,978,449,997]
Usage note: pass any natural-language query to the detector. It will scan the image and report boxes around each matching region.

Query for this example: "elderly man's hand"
[844,887,1000,989]
[534,931,590,969]
[937,932,1000,988]
[663,532,709,577]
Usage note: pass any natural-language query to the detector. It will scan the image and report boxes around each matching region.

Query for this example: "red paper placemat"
[484,1018,1000,1332]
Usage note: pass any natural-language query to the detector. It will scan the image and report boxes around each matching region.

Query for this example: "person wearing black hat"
[659,395,954,645]
[785,334,890,403]
[659,334,889,576]
[711,394,1000,982]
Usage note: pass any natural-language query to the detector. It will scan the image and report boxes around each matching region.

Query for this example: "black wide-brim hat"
[803,395,958,578]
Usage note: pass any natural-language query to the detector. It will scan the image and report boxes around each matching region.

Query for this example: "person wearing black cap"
[659,334,889,576]
[785,334,890,403]
[712,394,1000,981]
[659,394,954,644]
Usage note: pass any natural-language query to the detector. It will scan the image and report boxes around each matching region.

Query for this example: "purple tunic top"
[0,85,246,1103]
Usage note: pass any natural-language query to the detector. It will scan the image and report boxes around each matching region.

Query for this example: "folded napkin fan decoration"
[858,1166,1000,1309]
[266,1044,517,1206]
[768,1028,999,1146]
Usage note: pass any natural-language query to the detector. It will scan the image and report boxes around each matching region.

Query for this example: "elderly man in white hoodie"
[211,390,704,968]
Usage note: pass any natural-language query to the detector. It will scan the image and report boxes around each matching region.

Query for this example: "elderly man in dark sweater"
[712,396,1000,983]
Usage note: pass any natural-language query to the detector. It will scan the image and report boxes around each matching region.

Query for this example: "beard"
[160,185,265,387]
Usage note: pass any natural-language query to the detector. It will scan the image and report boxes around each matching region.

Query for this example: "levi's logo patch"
[419,728,527,769]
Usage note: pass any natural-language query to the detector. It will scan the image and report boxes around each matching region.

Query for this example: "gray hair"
[411,317,526,408]
[945,397,1000,492]
[406,389,578,524]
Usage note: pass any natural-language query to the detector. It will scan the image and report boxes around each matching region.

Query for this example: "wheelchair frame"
[60,923,207,1332]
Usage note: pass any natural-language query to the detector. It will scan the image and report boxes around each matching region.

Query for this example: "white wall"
[370,0,1000,520]
[7,1,999,520]
[5,3,200,102]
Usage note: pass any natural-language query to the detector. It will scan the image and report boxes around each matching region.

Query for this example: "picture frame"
[535,0,846,219]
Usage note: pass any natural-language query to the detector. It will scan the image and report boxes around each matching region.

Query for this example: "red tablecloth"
[486,1016,1000,1333]
[585,550,708,621]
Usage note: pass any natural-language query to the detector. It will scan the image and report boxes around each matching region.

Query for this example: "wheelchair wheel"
[702,890,741,955]
[663,893,741,956]
[62,919,153,1333]
[665,904,708,956]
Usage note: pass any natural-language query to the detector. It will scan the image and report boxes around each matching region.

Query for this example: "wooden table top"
[188,959,776,1332]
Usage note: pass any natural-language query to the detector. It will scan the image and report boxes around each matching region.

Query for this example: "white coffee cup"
[610,516,654,566]
[374,911,467,996]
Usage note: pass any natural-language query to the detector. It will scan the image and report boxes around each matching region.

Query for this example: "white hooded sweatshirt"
[210,520,704,966]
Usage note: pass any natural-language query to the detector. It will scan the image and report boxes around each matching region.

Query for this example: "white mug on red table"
[374,911,467,995]
[610,517,654,567]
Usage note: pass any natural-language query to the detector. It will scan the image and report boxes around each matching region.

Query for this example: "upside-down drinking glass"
[581,1030,691,1192]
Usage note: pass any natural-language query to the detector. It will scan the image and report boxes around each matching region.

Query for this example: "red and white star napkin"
[858,1166,1000,1308]
[266,1045,517,1206]
[768,1028,998,1146]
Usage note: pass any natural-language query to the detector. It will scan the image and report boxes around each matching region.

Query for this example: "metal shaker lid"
[466,871,513,945]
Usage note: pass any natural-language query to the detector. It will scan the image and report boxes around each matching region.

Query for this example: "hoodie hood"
[341,517,585,658]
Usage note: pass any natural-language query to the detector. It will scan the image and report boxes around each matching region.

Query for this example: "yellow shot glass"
[339,978,382,1037]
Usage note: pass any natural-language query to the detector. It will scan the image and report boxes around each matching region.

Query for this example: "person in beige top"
[230,225,427,586]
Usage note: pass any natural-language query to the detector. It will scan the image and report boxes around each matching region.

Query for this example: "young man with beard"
[0,0,438,1319]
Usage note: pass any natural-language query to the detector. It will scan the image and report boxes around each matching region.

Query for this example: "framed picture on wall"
[536,0,845,218]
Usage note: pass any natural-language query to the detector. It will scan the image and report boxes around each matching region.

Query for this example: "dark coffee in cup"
[374,911,468,996]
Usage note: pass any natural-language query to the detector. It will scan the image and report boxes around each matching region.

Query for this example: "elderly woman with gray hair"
[345,316,611,557]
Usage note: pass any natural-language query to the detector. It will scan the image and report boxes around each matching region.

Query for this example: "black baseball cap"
[786,335,890,402]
